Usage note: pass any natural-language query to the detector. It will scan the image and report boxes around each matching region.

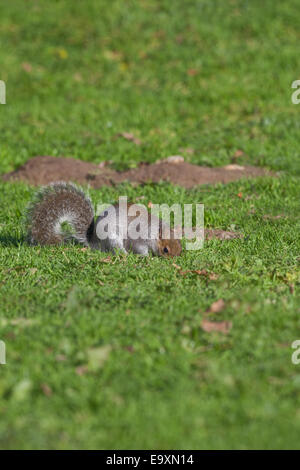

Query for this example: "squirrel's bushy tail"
[26,182,95,246]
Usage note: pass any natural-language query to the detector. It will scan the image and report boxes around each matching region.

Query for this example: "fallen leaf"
[207,299,225,313]
[232,150,244,158]
[187,68,198,76]
[193,269,208,276]
[101,257,112,263]
[22,62,32,73]
[115,132,141,145]
[208,272,219,281]
[75,365,89,376]
[178,269,218,280]
[237,192,243,198]
[263,214,285,220]
[29,268,37,275]
[172,263,181,270]
[201,319,232,334]
[41,383,52,396]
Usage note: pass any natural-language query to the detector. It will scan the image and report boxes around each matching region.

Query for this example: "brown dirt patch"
[175,227,243,240]
[2,156,273,189]
[204,229,243,240]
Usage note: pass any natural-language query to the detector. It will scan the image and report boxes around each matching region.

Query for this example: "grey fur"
[26,183,182,256]
[26,182,95,246]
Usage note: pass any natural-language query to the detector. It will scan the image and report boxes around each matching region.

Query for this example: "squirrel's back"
[26,182,95,246]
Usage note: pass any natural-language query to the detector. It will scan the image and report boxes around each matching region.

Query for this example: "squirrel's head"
[157,236,182,257]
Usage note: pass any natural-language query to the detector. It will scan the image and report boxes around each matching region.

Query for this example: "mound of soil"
[2,155,272,189]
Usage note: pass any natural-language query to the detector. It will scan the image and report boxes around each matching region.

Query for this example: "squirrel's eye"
[163,247,169,254]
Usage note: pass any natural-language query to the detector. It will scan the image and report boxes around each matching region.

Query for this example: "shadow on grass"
[0,234,26,247]
[0,233,83,248]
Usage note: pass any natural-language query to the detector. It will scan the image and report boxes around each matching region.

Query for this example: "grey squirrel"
[26,182,182,257]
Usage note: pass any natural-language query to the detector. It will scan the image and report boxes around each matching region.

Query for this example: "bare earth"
[2,155,272,189]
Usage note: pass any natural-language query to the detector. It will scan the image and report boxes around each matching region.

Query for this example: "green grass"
[0,0,300,449]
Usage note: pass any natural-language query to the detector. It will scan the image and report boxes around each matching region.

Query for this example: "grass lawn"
[0,0,300,449]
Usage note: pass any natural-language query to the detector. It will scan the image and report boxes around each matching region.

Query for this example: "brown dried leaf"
[207,299,225,313]
[75,365,89,376]
[187,68,198,76]
[208,272,219,281]
[22,62,32,73]
[193,269,208,276]
[172,263,181,270]
[178,269,218,280]
[201,319,232,334]
[115,132,141,145]
[233,150,244,158]
[263,214,285,220]
[41,383,52,396]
